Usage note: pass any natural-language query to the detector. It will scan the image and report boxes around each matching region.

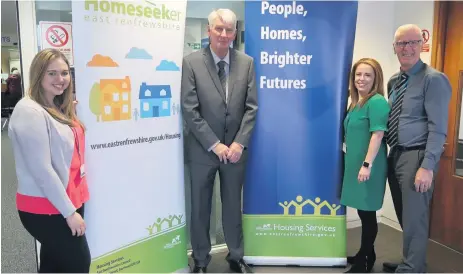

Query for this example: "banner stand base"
[243,256,347,267]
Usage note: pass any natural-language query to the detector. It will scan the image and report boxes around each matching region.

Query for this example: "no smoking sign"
[421,29,430,52]
[46,25,69,48]
[40,21,74,66]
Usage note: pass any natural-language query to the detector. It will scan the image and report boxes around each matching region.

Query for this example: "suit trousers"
[189,161,246,267]
[387,147,435,273]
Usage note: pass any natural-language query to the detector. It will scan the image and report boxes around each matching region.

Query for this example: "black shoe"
[345,263,367,273]
[345,256,367,273]
[348,248,376,271]
[192,266,206,273]
[383,262,399,273]
[229,259,252,273]
[347,255,358,264]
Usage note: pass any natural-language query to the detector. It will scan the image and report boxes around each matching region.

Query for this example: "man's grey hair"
[394,24,423,42]
[208,9,237,29]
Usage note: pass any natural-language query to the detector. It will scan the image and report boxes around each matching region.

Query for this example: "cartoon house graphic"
[100,76,131,122]
[139,83,171,118]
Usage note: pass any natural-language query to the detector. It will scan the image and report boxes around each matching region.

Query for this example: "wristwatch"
[363,161,370,168]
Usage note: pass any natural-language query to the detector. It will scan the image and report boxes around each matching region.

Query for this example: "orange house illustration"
[100,76,131,122]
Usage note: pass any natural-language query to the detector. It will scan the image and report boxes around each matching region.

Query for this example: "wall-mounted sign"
[39,21,74,66]
[187,42,200,50]
[1,33,18,47]
[421,29,430,52]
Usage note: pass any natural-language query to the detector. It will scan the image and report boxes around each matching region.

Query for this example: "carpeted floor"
[1,126,37,273]
[190,223,463,273]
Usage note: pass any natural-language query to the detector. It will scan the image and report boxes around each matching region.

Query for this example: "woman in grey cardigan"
[8,49,91,272]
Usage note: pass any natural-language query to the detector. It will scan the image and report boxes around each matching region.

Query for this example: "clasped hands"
[213,142,242,164]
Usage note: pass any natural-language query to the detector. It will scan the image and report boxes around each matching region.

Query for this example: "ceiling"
[1,0,73,37]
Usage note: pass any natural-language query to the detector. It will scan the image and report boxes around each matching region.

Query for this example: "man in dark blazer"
[181,8,258,274]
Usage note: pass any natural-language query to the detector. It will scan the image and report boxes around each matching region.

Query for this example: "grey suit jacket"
[181,46,258,165]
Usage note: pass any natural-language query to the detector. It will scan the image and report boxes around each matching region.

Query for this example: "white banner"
[72,0,188,272]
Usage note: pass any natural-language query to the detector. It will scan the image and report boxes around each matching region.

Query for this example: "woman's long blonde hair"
[28,49,83,128]
[348,58,385,111]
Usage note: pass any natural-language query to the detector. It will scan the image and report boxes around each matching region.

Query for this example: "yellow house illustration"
[100,76,131,122]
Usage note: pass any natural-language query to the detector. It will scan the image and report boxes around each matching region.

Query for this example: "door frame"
[454,72,463,174]
[447,70,463,173]
[429,0,463,253]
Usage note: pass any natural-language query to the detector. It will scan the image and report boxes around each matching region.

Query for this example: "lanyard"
[71,127,83,164]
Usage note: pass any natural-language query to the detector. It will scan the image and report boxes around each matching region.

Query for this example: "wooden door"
[429,1,463,253]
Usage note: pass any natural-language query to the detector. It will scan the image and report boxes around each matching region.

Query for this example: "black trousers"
[18,205,91,273]
[357,209,378,257]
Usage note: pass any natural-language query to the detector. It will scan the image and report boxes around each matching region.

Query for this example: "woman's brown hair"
[348,58,385,111]
[28,49,83,128]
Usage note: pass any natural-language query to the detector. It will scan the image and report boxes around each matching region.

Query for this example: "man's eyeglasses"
[394,40,422,49]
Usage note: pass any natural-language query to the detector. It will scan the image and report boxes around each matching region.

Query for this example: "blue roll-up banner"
[243,1,358,266]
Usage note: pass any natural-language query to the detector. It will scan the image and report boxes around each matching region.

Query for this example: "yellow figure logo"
[146,214,184,235]
[278,196,342,216]
[171,214,183,226]
[278,201,295,215]
[145,217,166,235]
[319,201,342,216]
[166,214,184,227]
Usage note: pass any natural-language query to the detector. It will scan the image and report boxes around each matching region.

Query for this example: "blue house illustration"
[139,83,172,118]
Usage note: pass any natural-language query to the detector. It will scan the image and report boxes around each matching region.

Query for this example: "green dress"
[340,94,391,211]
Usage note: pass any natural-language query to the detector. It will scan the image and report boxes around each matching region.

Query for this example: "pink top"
[16,124,90,215]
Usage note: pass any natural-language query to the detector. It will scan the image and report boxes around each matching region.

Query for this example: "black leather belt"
[395,145,426,151]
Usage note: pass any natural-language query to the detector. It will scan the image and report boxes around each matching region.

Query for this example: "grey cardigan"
[8,97,77,218]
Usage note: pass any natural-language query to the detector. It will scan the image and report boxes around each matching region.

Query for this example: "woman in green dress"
[341,58,390,273]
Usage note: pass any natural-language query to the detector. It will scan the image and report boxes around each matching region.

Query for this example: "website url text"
[90,133,181,150]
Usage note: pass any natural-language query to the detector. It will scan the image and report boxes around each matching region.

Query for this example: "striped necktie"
[386,73,409,148]
[218,60,227,100]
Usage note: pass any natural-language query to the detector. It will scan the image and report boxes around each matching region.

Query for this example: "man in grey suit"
[383,24,451,273]
[181,8,257,274]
